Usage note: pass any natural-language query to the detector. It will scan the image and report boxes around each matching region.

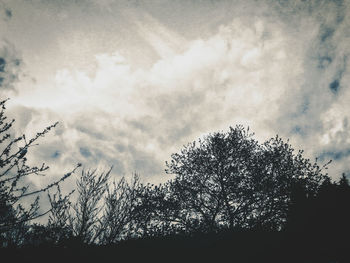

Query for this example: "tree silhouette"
[64,168,111,245]
[47,169,149,245]
[2,101,349,263]
[0,99,79,247]
[99,173,143,243]
[165,125,329,232]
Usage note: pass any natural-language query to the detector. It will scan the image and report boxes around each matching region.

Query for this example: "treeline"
[1,99,350,262]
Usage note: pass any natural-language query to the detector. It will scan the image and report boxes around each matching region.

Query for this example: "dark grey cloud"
[329,55,348,94]
[329,79,340,93]
[5,8,11,18]
[79,147,92,158]
[0,3,19,93]
[1,0,12,20]
[0,57,5,72]
[0,40,21,92]
[51,150,60,159]
[318,148,350,162]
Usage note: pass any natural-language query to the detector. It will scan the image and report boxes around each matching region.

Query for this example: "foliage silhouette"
[1,102,350,263]
[164,125,329,232]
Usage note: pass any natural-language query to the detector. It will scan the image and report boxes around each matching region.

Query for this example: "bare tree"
[0,99,80,247]
[99,173,142,244]
[68,168,111,244]
[48,170,149,245]
[47,185,75,244]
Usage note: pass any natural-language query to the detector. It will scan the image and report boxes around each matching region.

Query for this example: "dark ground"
[2,230,348,263]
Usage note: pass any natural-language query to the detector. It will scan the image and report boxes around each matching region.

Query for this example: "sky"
[0,0,350,189]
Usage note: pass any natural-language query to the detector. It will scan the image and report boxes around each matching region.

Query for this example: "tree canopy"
[164,125,329,231]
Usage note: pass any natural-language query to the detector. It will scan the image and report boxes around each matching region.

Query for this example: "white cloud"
[6,17,301,183]
[3,0,350,186]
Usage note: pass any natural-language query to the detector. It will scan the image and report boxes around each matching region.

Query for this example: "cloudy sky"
[1,0,350,188]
